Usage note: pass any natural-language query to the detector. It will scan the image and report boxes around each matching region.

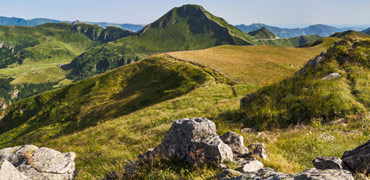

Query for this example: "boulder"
[235,157,263,173]
[248,143,267,160]
[0,160,30,180]
[220,131,249,157]
[152,118,233,166]
[226,168,354,180]
[342,140,370,175]
[0,145,76,180]
[313,157,344,170]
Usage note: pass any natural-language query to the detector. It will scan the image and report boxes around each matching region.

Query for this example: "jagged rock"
[322,73,342,80]
[152,118,233,166]
[123,118,234,179]
[248,143,267,160]
[226,168,354,180]
[236,157,264,173]
[214,168,242,179]
[342,140,370,175]
[313,157,344,169]
[220,131,249,157]
[297,54,325,75]
[0,160,30,180]
[0,145,76,180]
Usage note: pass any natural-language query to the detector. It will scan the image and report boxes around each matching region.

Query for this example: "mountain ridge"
[236,23,346,38]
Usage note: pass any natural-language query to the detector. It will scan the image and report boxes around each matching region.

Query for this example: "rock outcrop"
[342,140,370,175]
[123,118,264,179]
[0,145,76,180]
[225,168,354,180]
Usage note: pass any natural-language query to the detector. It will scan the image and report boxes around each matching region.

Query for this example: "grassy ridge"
[0,55,227,146]
[257,35,322,47]
[240,39,370,130]
[168,45,325,84]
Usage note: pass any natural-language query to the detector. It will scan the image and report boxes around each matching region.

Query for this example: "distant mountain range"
[235,23,361,38]
[362,28,370,35]
[0,16,144,32]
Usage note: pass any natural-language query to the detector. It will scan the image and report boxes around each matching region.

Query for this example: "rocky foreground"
[0,118,369,180]
[120,118,369,180]
[0,145,76,180]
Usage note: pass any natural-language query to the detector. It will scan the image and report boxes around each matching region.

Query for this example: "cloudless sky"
[1,0,370,28]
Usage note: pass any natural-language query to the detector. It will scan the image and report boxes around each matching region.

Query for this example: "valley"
[0,3,370,180]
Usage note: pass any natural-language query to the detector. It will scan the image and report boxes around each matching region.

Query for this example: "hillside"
[330,30,370,39]
[168,45,325,84]
[63,4,255,81]
[248,27,277,39]
[240,39,370,130]
[236,23,343,38]
[362,27,370,35]
[256,35,322,47]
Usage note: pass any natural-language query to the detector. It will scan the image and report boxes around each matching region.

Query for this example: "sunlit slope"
[168,45,326,84]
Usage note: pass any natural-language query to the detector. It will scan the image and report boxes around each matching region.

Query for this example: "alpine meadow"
[0,1,370,180]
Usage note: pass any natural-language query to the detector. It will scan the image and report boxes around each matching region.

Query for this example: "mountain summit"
[65,4,254,80]
[248,27,277,39]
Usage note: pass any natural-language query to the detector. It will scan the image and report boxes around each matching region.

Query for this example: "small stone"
[220,131,249,157]
[248,143,267,160]
[322,73,342,80]
[319,132,335,141]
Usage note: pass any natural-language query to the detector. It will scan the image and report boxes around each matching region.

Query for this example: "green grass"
[0,41,369,179]
[256,35,322,47]
[239,39,370,130]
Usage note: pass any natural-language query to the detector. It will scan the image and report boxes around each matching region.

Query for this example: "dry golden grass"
[168,45,325,85]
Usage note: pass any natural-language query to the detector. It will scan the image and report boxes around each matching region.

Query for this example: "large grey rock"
[153,118,233,166]
[0,145,76,180]
[226,168,354,180]
[0,160,30,180]
[220,131,249,157]
[313,157,344,170]
[342,140,370,175]
[123,118,234,179]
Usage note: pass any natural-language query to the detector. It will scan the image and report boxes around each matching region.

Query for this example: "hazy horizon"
[1,0,370,28]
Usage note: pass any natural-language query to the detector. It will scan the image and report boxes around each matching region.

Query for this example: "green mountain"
[63,4,255,81]
[0,55,227,145]
[256,35,322,47]
[240,39,370,130]
[361,27,370,35]
[330,30,370,39]
[248,27,277,39]
[0,16,60,26]
[236,23,344,38]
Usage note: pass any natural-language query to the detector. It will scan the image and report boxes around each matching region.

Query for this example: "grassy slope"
[255,35,322,47]
[0,55,227,145]
[240,39,370,130]
[0,40,369,179]
[0,25,94,84]
[65,4,255,81]
[168,45,325,84]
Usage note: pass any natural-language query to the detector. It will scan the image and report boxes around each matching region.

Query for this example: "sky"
[1,0,370,28]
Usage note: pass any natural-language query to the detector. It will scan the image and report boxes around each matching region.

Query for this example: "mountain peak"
[248,27,277,39]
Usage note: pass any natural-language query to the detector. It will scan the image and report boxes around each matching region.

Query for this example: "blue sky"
[1,0,370,27]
